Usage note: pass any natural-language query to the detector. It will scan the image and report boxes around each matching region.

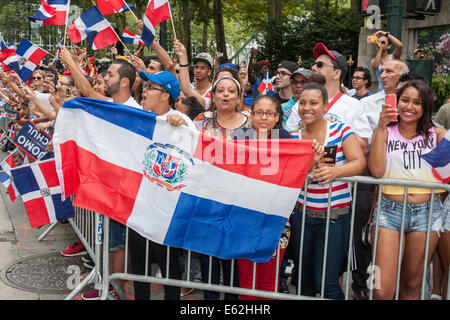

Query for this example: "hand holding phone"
[323,145,337,165]
[385,93,397,120]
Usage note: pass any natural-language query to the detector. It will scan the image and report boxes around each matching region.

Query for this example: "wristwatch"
[385,32,389,38]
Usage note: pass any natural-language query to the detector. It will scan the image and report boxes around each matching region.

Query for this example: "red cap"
[313,42,337,61]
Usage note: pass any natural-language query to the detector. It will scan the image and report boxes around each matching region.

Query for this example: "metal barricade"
[67,176,450,301]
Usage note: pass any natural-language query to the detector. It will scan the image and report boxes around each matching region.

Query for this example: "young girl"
[368,79,448,300]
[289,83,366,299]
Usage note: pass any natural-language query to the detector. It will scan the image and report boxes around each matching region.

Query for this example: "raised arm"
[172,38,206,107]
[59,46,107,101]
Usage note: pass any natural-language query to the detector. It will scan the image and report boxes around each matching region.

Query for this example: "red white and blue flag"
[422,130,450,183]
[53,97,314,262]
[141,0,171,47]
[7,124,15,139]
[68,6,119,50]
[28,0,69,26]
[122,29,145,46]
[11,157,74,228]
[0,112,8,119]
[15,39,48,82]
[97,0,135,16]
[257,72,274,96]
[51,39,64,66]
[0,153,18,202]
[0,41,20,74]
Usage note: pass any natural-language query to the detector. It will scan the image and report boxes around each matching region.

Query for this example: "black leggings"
[128,228,183,300]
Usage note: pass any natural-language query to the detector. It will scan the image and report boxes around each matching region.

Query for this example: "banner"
[13,120,51,160]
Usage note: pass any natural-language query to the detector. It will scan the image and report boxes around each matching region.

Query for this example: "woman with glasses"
[232,95,292,299]
[289,83,366,299]
[30,70,45,93]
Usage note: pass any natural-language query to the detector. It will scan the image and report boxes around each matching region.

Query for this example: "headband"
[212,76,241,95]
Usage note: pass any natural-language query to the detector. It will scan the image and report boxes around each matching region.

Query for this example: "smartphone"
[367,34,377,44]
[66,88,71,97]
[323,145,337,164]
[385,93,397,120]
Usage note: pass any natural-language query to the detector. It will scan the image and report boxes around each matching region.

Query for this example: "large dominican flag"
[422,130,450,183]
[15,39,48,82]
[97,0,135,15]
[141,0,171,47]
[68,6,119,50]
[11,157,75,228]
[28,0,69,26]
[53,97,314,262]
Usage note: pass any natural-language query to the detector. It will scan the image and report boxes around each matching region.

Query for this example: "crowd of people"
[0,25,449,301]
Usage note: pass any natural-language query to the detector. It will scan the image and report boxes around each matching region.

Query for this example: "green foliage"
[257,2,362,78]
[432,75,450,112]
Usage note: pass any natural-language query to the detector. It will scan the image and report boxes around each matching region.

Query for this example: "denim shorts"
[371,195,443,233]
[109,219,126,252]
[443,194,450,232]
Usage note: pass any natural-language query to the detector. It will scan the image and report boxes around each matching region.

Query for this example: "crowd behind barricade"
[0,25,449,301]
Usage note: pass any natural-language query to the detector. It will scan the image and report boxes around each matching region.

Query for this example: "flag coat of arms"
[11,158,74,228]
[0,153,17,201]
[97,0,135,15]
[53,97,314,262]
[141,0,171,47]
[28,0,69,25]
[15,39,48,82]
[257,72,274,95]
[68,6,119,50]
[122,30,145,46]
[422,130,450,183]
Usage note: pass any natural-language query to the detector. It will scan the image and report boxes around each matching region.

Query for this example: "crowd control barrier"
[64,175,450,300]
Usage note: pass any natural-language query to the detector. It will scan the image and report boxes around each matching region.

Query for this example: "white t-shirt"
[36,92,54,111]
[360,90,386,137]
[123,96,142,109]
[284,93,372,139]
[159,108,196,131]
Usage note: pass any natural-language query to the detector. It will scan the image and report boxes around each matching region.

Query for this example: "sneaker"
[81,256,93,263]
[61,240,87,257]
[81,285,113,300]
[180,287,194,297]
[83,261,95,270]
[110,291,121,300]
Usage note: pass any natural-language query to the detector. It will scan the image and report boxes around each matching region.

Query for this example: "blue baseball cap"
[139,71,180,100]
[219,63,239,71]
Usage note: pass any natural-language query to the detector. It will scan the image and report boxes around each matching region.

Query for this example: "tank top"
[382,124,445,194]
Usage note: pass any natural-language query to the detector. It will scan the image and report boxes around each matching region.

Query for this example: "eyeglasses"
[351,76,364,81]
[252,111,278,118]
[143,84,166,93]
[33,77,43,80]
[312,61,339,69]
[290,79,305,85]
[275,71,292,78]
[59,82,71,86]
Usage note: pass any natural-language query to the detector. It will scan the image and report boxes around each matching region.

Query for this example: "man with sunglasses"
[274,60,298,105]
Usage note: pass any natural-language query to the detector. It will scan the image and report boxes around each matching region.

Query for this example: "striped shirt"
[293,121,354,212]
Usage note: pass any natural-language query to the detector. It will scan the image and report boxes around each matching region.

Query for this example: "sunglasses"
[143,84,166,93]
[33,77,43,80]
[290,79,305,85]
[312,61,339,69]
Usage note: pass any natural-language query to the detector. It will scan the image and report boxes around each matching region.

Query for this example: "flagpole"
[105,20,134,58]
[63,0,71,46]
[167,0,177,39]
[123,1,139,23]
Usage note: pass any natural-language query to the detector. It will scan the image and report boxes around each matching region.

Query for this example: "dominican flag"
[97,0,136,15]
[11,157,74,228]
[0,41,20,74]
[53,97,314,262]
[7,124,15,139]
[15,39,48,82]
[257,72,274,96]
[141,0,171,47]
[0,112,8,119]
[422,130,450,183]
[0,153,18,202]
[68,6,119,50]
[122,29,145,46]
[28,0,69,26]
